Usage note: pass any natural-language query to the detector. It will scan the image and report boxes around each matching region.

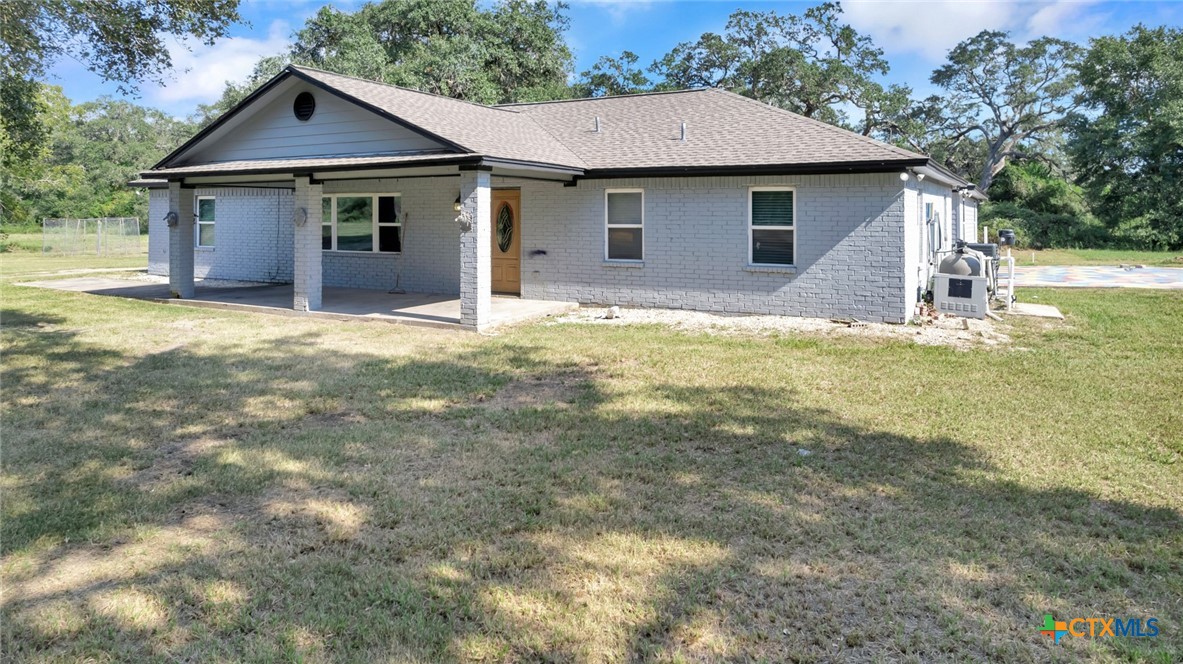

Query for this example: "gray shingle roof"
[498,88,927,170]
[151,65,936,180]
[291,66,587,169]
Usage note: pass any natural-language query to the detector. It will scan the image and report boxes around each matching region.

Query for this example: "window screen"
[750,190,794,265]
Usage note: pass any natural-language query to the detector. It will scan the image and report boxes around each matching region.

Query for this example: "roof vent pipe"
[680,121,687,142]
[594,116,601,133]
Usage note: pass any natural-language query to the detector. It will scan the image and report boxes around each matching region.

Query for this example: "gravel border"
[549,306,1012,350]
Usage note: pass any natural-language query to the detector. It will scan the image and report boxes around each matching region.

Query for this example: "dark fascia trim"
[478,157,583,177]
[127,179,169,189]
[142,155,483,180]
[576,159,929,181]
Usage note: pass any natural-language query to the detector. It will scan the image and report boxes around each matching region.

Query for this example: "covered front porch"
[20,276,576,330]
[152,156,579,331]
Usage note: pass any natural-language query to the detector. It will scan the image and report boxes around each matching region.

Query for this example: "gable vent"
[293,92,316,121]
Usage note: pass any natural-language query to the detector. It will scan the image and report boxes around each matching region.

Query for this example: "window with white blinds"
[749,188,795,266]
[605,189,643,261]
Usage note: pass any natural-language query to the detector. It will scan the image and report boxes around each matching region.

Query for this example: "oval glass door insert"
[496,202,514,253]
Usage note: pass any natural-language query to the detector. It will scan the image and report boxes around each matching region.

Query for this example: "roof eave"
[578,159,929,180]
[917,160,988,200]
[127,178,168,189]
[142,154,485,180]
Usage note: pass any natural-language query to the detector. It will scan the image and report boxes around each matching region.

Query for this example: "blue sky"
[46,0,1183,118]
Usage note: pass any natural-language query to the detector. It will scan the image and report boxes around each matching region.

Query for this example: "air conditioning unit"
[933,273,988,319]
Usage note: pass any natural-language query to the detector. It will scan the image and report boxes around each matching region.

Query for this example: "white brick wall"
[502,173,911,323]
[149,187,295,282]
[149,172,922,322]
[148,189,168,276]
[149,177,463,294]
[166,184,195,298]
[321,176,460,293]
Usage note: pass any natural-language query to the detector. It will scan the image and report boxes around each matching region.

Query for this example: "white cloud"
[152,20,292,105]
[843,1,1108,62]
[573,0,656,25]
[1025,0,1105,38]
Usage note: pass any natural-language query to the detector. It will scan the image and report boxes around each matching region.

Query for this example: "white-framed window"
[195,196,216,248]
[605,189,643,261]
[320,194,402,253]
[749,187,795,266]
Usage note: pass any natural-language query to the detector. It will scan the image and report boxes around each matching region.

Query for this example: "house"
[135,65,985,329]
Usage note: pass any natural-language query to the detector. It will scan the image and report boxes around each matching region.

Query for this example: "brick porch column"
[167,181,195,298]
[293,176,323,311]
[458,169,491,330]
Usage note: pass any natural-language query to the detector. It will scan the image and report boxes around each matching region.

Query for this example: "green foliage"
[0,0,243,164]
[0,87,193,229]
[981,162,1106,249]
[1068,25,1183,250]
[914,31,1083,191]
[646,4,897,132]
[195,0,573,125]
[572,51,652,98]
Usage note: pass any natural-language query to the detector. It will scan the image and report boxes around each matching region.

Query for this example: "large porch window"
[321,194,402,253]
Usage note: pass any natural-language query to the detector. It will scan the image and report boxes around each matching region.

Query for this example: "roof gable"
[287,67,587,169]
[156,70,467,169]
[182,79,448,165]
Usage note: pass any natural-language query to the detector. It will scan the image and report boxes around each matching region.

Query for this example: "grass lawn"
[0,233,45,253]
[0,252,147,277]
[1,232,148,277]
[1016,248,1182,267]
[1,268,1180,661]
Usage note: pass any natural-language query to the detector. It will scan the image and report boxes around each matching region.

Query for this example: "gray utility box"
[933,273,988,319]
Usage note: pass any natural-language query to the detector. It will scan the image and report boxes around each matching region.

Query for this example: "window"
[605,189,643,261]
[196,196,215,247]
[320,194,402,253]
[749,188,794,266]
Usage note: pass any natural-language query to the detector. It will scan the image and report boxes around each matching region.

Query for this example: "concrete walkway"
[16,277,577,330]
[1013,265,1183,289]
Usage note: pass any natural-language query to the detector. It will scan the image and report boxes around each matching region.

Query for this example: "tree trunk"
[977,142,1010,193]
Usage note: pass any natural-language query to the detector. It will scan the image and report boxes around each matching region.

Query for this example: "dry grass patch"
[1,276,1180,662]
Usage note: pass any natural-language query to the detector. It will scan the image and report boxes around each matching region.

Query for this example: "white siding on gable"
[184,83,445,164]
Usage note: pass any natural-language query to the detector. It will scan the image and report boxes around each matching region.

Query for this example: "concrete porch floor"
[17,277,578,330]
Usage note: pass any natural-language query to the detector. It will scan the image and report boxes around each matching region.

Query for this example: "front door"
[491,189,521,295]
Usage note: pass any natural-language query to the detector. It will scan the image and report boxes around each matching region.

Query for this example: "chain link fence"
[41,217,142,255]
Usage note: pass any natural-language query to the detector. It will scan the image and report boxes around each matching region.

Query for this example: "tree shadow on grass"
[1,310,1179,662]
